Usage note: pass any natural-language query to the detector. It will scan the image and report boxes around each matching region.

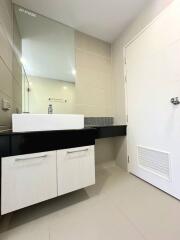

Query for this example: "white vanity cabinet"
[57,146,95,196]
[1,146,95,215]
[1,151,57,215]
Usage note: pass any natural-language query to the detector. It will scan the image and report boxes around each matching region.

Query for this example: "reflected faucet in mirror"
[48,104,53,114]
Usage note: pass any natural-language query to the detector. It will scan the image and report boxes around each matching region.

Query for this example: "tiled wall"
[21,31,114,119]
[0,0,13,130]
[75,32,115,164]
[0,0,22,130]
[28,76,75,114]
[13,13,22,113]
[84,117,113,127]
[75,31,114,117]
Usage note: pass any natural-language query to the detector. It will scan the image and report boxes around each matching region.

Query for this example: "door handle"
[67,149,89,154]
[15,154,47,161]
[171,97,180,105]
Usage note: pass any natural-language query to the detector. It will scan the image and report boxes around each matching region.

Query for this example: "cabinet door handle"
[15,154,47,161]
[67,149,89,154]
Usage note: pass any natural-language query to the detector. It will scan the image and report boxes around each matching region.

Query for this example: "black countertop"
[90,125,126,139]
[0,125,126,136]
[0,125,127,157]
[0,127,94,136]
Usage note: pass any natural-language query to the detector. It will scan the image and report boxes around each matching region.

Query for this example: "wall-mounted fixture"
[1,99,11,111]
[171,97,180,105]
[48,98,68,103]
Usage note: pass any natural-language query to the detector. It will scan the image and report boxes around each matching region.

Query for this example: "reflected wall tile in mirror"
[28,76,75,114]
[0,0,12,43]
[75,31,111,58]
[0,91,12,129]
[0,25,13,71]
[0,57,13,98]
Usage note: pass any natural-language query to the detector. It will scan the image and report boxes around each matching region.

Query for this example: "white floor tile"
[0,161,180,240]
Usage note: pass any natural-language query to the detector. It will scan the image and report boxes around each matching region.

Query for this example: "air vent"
[137,146,170,180]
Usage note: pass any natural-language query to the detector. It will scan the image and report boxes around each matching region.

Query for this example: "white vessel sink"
[12,114,84,132]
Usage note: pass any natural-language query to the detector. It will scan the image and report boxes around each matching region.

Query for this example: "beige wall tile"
[0,27,12,70]
[76,49,111,74]
[76,67,99,89]
[12,55,22,84]
[13,15,22,56]
[28,76,76,114]
[0,90,12,129]
[105,107,114,117]
[0,0,12,18]
[0,0,12,44]
[76,31,111,58]
[13,79,22,111]
[75,31,113,117]
[75,104,107,117]
[0,1,22,129]
[0,57,13,97]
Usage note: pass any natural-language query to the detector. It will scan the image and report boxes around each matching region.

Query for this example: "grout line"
[114,201,147,238]
[0,1,12,22]
[0,22,29,85]
[0,89,12,100]
[115,202,148,240]
[76,47,111,61]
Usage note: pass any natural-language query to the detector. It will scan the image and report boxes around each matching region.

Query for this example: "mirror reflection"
[13,4,76,114]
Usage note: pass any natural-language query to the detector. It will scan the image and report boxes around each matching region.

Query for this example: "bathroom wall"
[75,31,115,164]
[27,32,115,163]
[0,2,113,164]
[75,31,114,117]
[27,31,114,118]
[0,0,13,130]
[0,0,22,131]
[13,9,22,113]
[112,0,174,169]
[28,76,75,114]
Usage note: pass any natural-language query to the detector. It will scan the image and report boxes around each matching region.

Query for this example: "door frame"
[123,1,175,173]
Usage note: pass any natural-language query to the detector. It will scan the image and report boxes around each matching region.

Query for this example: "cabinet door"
[1,151,57,215]
[57,146,95,196]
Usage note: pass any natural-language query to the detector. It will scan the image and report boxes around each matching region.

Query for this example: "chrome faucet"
[48,104,53,114]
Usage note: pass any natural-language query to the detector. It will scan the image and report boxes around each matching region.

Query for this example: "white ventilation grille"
[137,146,170,180]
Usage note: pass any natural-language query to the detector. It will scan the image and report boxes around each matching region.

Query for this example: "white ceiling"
[12,0,151,42]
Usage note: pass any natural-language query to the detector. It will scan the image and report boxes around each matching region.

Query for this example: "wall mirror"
[13,4,76,114]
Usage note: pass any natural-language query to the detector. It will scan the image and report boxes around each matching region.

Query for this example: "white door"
[1,151,57,214]
[57,146,95,196]
[126,0,180,199]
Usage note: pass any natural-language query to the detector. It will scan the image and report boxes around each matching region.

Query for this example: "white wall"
[112,0,174,169]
